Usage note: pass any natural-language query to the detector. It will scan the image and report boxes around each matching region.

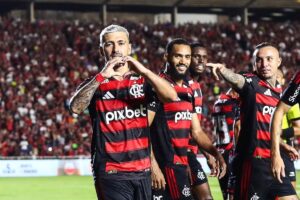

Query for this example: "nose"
[112,43,119,53]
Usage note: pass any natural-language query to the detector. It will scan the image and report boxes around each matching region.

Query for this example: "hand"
[206,63,225,80]
[271,153,285,183]
[123,56,149,75]
[100,57,126,78]
[286,146,299,161]
[215,154,227,179]
[206,155,217,177]
[151,161,166,190]
[281,144,299,161]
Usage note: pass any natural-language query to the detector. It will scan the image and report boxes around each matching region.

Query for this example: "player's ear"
[277,57,282,68]
[99,47,104,57]
[128,42,132,55]
[164,53,168,62]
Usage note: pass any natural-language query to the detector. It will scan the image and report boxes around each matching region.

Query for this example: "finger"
[162,180,166,190]
[277,170,283,183]
[281,166,285,178]
[219,164,227,179]
[212,67,220,80]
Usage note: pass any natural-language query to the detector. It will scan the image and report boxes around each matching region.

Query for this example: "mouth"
[195,63,205,70]
[111,53,123,58]
[177,65,188,72]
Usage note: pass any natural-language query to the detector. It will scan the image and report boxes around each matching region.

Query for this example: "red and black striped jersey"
[212,93,240,152]
[187,79,203,154]
[86,74,156,178]
[281,71,300,106]
[235,73,282,159]
[150,73,194,166]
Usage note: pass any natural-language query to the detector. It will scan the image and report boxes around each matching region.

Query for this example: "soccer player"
[187,43,215,200]
[271,71,300,188]
[150,38,226,200]
[207,42,297,199]
[69,24,177,200]
[212,88,240,199]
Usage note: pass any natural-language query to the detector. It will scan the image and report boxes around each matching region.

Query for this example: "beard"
[168,63,188,80]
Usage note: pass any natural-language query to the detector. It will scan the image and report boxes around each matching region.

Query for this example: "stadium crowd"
[0,16,300,157]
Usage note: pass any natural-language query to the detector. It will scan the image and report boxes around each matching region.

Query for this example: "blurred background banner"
[0,158,92,177]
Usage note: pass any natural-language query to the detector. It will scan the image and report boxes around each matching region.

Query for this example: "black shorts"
[234,157,296,200]
[95,176,151,200]
[153,164,193,200]
[218,150,230,198]
[282,151,296,182]
[187,151,208,186]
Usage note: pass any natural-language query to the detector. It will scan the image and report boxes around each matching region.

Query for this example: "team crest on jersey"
[250,193,260,200]
[197,170,205,180]
[129,83,144,98]
[182,185,191,197]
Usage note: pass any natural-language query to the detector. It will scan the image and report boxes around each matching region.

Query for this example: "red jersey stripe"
[257,130,270,141]
[96,99,127,111]
[256,93,278,107]
[173,155,188,165]
[293,72,300,84]
[194,98,202,106]
[167,120,191,130]
[164,102,193,112]
[105,138,149,153]
[257,111,271,124]
[222,104,233,112]
[226,118,234,125]
[105,157,150,172]
[171,138,189,148]
[253,147,270,158]
[100,117,147,133]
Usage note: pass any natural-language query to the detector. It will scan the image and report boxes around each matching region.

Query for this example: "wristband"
[281,127,295,139]
[95,73,105,83]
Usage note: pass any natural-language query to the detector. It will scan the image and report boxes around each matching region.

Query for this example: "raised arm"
[190,113,226,178]
[69,57,125,114]
[125,56,177,103]
[69,78,100,114]
[206,63,245,90]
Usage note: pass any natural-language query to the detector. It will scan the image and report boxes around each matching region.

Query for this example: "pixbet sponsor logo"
[174,110,192,123]
[105,105,147,124]
[262,106,275,115]
[195,106,202,114]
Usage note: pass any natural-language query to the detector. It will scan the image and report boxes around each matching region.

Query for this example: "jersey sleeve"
[237,74,255,99]
[281,72,300,106]
[144,80,159,112]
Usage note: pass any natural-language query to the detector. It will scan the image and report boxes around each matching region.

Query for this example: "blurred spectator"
[0,16,299,156]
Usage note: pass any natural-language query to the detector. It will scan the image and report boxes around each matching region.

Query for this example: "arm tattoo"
[70,78,100,114]
[220,68,245,90]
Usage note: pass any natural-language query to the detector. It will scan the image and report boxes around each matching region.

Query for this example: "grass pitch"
[0,173,299,200]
